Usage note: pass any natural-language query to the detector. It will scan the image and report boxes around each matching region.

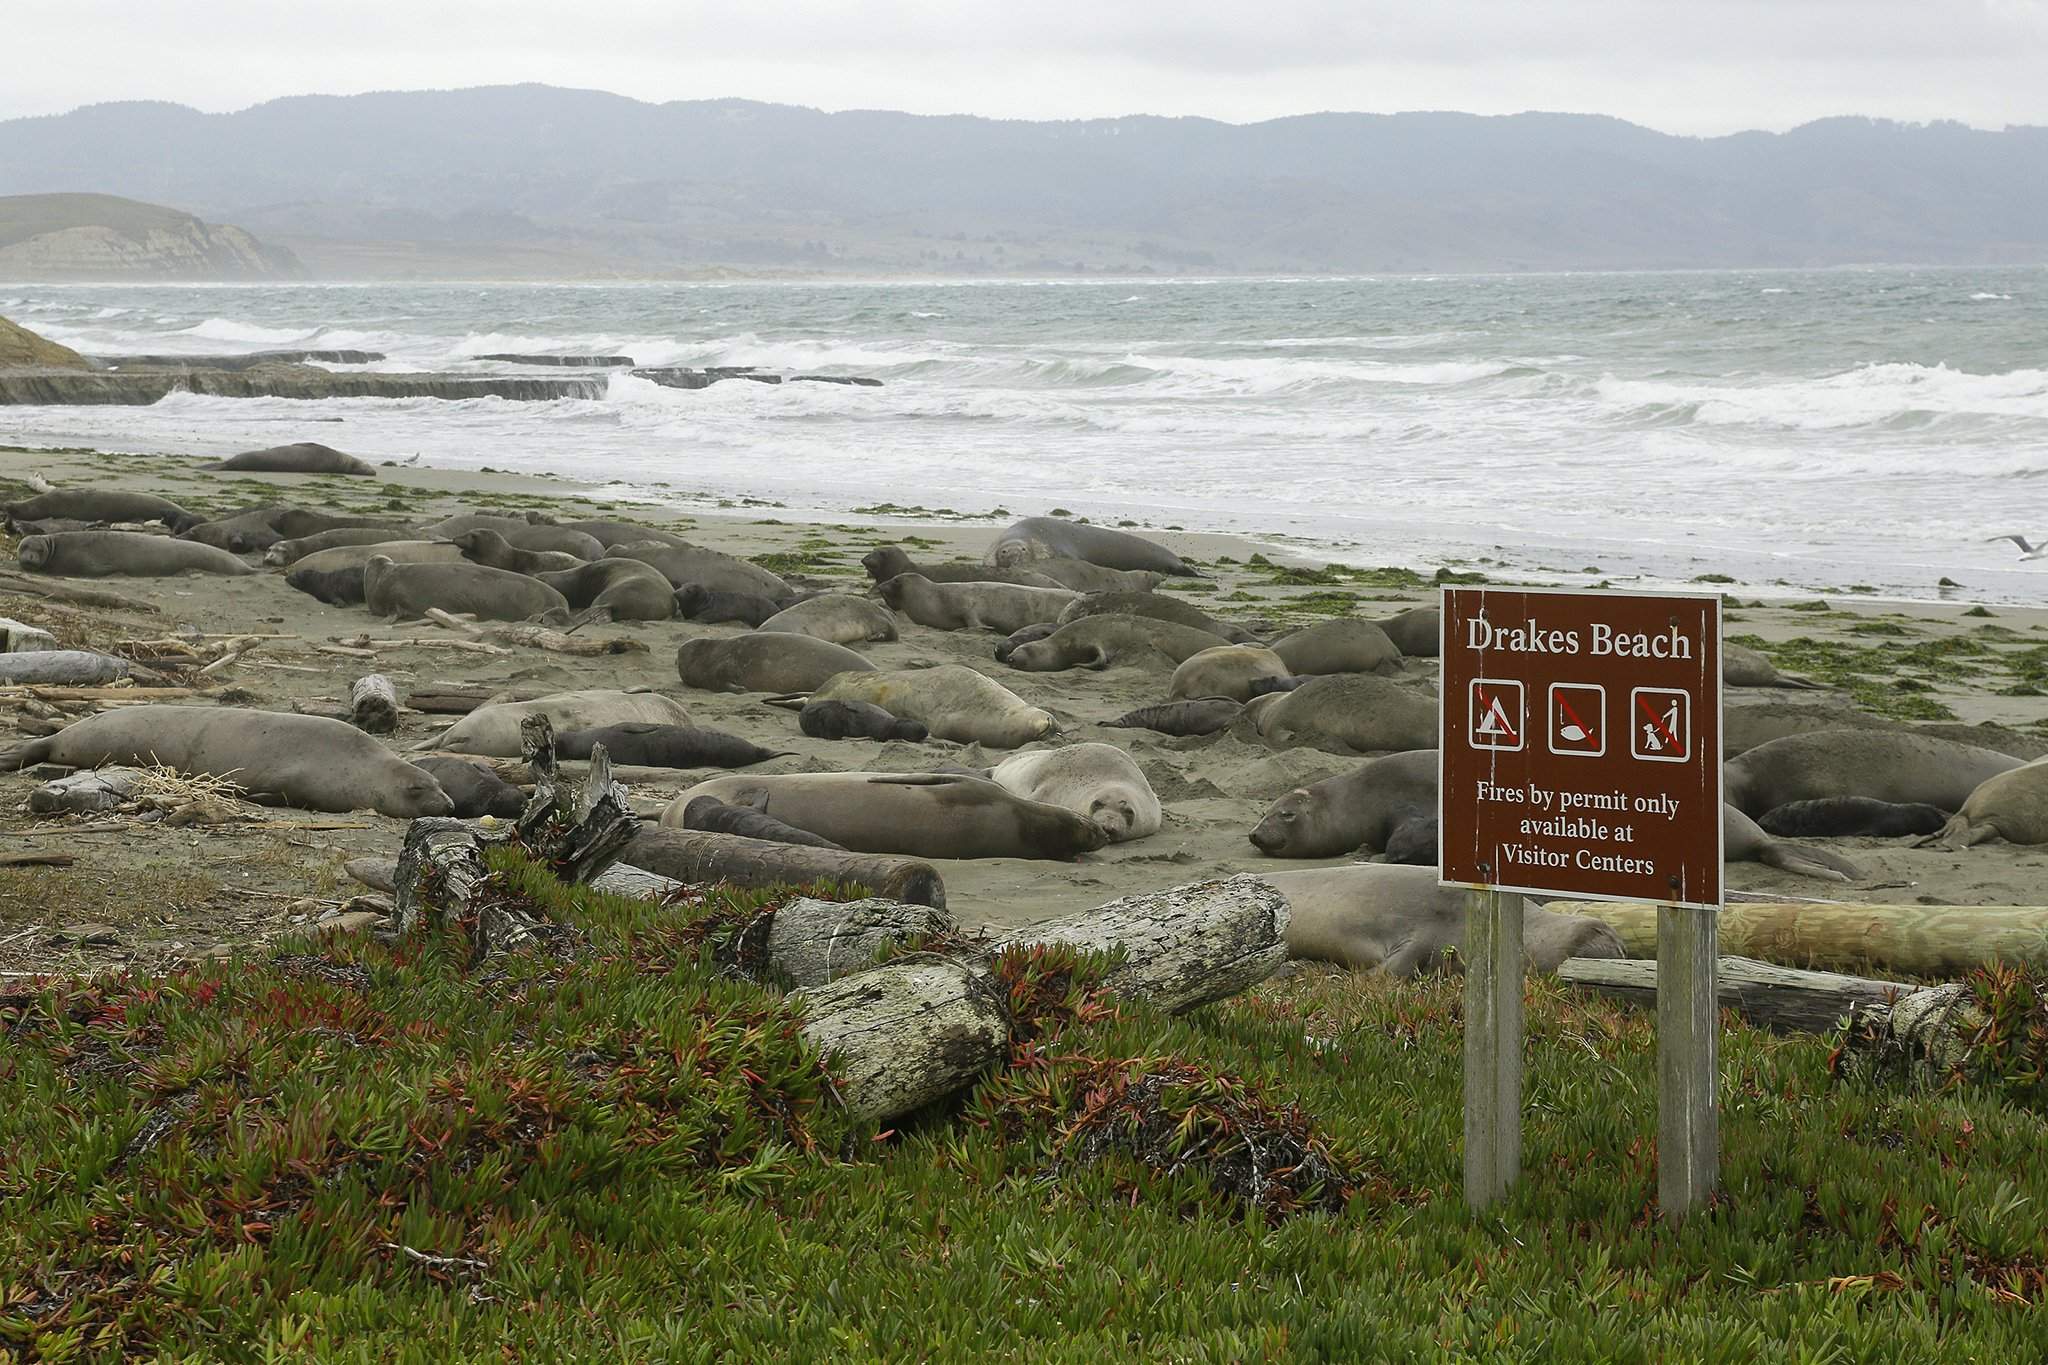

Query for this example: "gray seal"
[1104,698,1243,737]
[558,520,698,551]
[364,555,572,624]
[0,706,451,817]
[878,574,1078,634]
[758,594,899,643]
[808,665,1057,748]
[5,489,201,534]
[452,528,583,575]
[995,623,1058,664]
[987,516,1202,578]
[554,724,790,768]
[1006,616,1230,672]
[1723,805,1864,882]
[184,506,406,553]
[1725,643,1823,689]
[1270,619,1401,676]
[676,634,876,694]
[1923,758,2048,849]
[536,558,678,621]
[663,772,1109,861]
[1373,608,1440,658]
[264,526,427,566]
[1248,749,1437,858]
[1722,701,1894,758]
[426,689,696,757]
[798,699,928,742]
[204,442,378,476]
[680,795,848,849]
[860,545,1066,589]
[1758,797,1949,839]
[285,541,464,606]
[1054,591,1254,643]
[613,541,791,598]
[1244,674,1437,755]
[1168,645,1292,703]
[500,524,606,560]
[414,756,527,818]
[17,530,255,578]
[985,742,1162,842]
[1724,729,2022,816]
[675,585,784,627]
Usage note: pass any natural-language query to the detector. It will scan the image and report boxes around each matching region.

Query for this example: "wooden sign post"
[1439,586,1723,1217]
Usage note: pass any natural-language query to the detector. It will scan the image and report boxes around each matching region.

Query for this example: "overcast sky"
[9,0,2048,134]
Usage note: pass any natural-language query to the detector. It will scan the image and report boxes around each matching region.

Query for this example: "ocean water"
[2,271,2045,602]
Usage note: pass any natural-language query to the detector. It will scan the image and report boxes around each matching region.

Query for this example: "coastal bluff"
[0,192,300,281]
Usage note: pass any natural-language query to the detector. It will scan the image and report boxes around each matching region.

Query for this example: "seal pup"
[414,756,527,818]
[985,743,1162,842]
[1054,591,1254,643]
[1922,758,2048,849]
[878,574,1078,634]
[0,706,451,817]
[995,623,1058,664]
[797,699,928,742]
[675,584,784,627]
[554,724,790,768]
[986,516,1202,578]
[613,541,791,598]
[452,528,583,575]
[1105,698,1243,738]
[1006,616,1230,672]
[285,541,464,606]
[1249,749,1438,858]
[1270,619,1401,676]
[264,526,427,566]
[1245,674,1437,755]
[535,558,677,621]
[204,442,378,476]
[5,489,201,534]
[1758,797,1949,839]
[806,664,1057,748]
[676,635,876,694]
[662,772,1108,861]
[1723,806,1864,882]
[1373,608,1441,658]
[758,594,899,644]
[1724,730,2021,817]
[1725,643,1823,690]
[679,795,848,850]
[1169,645,1291,703]
[364,555,572,624]
[1246,676,1307,698]
[17,531,255,578]
[425,689,696,757]
[1256,865,1626,977]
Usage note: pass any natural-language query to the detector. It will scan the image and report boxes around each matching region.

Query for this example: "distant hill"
[0,313,89,368]
[0,192,301,280]
[0,88,2044,276]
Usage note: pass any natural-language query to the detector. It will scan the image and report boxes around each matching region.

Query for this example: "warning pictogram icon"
[1468,679,1524,752]
[1547,683,1606,757]
[1631,687,1692,763]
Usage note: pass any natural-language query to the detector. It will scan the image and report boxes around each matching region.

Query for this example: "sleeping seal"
[676,635,876,694]
[1724,730,2021,817]
[613,541,791,598]
[1722,701,1894,758]
[1006,616,1231,672]
[452,528,583,575]
[535,559,678,621]
[1723,806,1864,882]
[675,584,784,627]
[1758,797,1949,839]
[985,743,1162,842]
[555,724,789,769]
[757,594,898,644]
[1269,619,1401,676]
[1725,643,1823,690]
[662,772,1108,861]
[1105,698,1243,737]
[1373,608,1441,658]
[1922,758,2048,849]
[413,756,527,818]
[799,700,929,742]
[1249,749,1438,859]
[1054,591,1254,643]
[806,665,1057,748]
[557,520,698,551]
[679,795,847,850]
[860,546,1068,589]
[5,489,201,534]
[17,531,255,578]
[424,689,696,757]
[995,623,1058,664]
[264,526,428,567]
[0,706,450,817]
[987,516,1202,578]
[1256,865,1626,977]
[285,541,465,606]
[878,574,1079,634]
[1244,674,1438,755]
[364,555,572,624]
[1168,645,1291,703]
[205,442,379,476]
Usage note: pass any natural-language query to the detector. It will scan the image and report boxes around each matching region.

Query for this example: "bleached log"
[1557,954,1924,1034]
[620,828,947,909]
[589,862,684,900]
[407,686,498,714]
[27,766,144,815]
[0,651,130,685]
[1552,901,2048,976]
[0,617,57,653]
[349,673,400,734]
[393,818,491,937]
[795,956,1010,1123]
[766,897,959,987]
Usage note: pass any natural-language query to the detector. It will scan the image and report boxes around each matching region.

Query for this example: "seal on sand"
[364,555,572,624]
[1724,730,2021,817]
[559,520,697,551]
[204,442,378,476]
[1270,618,1401,676]
[798,699,928,742]
[0,706,451,817]
[758,594,898,643]
[1722,701,1894,758]
[676,634,876,694]
[535,558,678,620]
[1168,645,1292,703]
[555,723,790,768]
[499,524,605,560]
[680,795,848,849]
[1006,616,1230,672]
[414,755,527,818]
[1759,797,1949,839]
[17,531,255,578]
[1723,805,1864,882]
[1256,865,1625,977]
[1248,749,1437,858]
[1054,591,1254,643]
[426,689,696,757]
[662,772,1108,861]
[1373,608,1440,658]
[985,743,1162,842]
[264,526,427,566]
[285,541,464,606]
[995,623,1057,664]
[5,489,201,534]
[878,574,1078,634]
[986,516,1202,578]
[1725,642,1823,690]
[860,546,1065,589]
[184,506,405,554]
[452,528,582,575]
[807,664,1057,748]
[674,585,783,627]
[613,541,792,598]
[1104,698,1243,737]
[1922,758,2048,849]
[1244,674,1437,755]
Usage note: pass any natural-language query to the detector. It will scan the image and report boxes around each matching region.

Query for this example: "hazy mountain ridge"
[0,87,2044,277]
[0,192,301,280]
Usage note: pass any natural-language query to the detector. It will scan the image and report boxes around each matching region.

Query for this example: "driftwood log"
[1553,901,2048,976]
[424,607,649,657]
[0,572,158,613]
[0,617,57,652]
[406,686,501,714]
[767,897,958,987]
[620,828,946,909]
[349,674,400,734]
[0,651,131,685]
[796,957,1011,1123]
[1557,954,1924,1034]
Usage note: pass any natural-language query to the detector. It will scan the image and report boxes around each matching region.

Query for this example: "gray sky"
[10,0,2048,134]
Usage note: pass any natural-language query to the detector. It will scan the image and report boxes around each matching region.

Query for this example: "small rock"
[50,923,121,947]
[313,910,387,937]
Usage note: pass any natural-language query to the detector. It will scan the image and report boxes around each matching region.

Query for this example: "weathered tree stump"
[620,828,946,908]
[795,956,1010,1123]
[1557,954,1925,1034]
[349,673,400,734]
[513,714,639,884]
[767,898,959,987]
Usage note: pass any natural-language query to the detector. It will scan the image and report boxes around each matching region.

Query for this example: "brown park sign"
[1439,586,1723,910]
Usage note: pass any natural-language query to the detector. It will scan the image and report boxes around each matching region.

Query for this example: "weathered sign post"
[1439,586,1723,1216]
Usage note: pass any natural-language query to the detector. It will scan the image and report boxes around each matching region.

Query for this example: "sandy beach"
[3,440,2046,979]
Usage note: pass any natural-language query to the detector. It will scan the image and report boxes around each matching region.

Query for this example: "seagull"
[1986,534,2048,561]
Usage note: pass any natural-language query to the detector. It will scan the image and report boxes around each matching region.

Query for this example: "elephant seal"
[1168,645,1292,703]
[808,665,1057,748]
[535,559,677,620]
[17,531,255,578]
[995,623,1058,664]
[414,756,527,818]
[285,541,464,606]
[1002,559,1165,594]
[263,526,426,566]
[1054,591,1253,643]
[422,513,532,539]
[184,506,404,553]
[1247,676,1307,698]
[676,635,875,694]
[758,594,898,644]
[205,442,378,476]
[1724,730,2022,817]
[1758,797,1949,839]
[1249,749,1437,858]
[426,689,696,757]
[675,584,783,627]
[1105,698,1243,737]
[1007,616,1230,672]
[1373,608,1441,658]
[555,724,790,768]
[985,743,1162,842]
[1246,674,1437,755]
[860,546,1067,589]
[1257,866,1626,977]
[662,772,1107,861]
[613,541,791,598]
[1916,722,2048,762]
[680,795,847,850]
[798,699,928,742]
[1922,758,2048,849]
[0,706,451,817]
[365,555,571,624]
[878,574,1078,634]
[1723,806,1863,882]
[1382,814,1439,866]
[559,520,696,551]
[1725,643,1822,690]
[1270,619,1401,676]
[5,489,201,534]
[987,516,1201,578]
[452,528,583,575]
[1722,701,1894,757]
[500,524,605,560]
